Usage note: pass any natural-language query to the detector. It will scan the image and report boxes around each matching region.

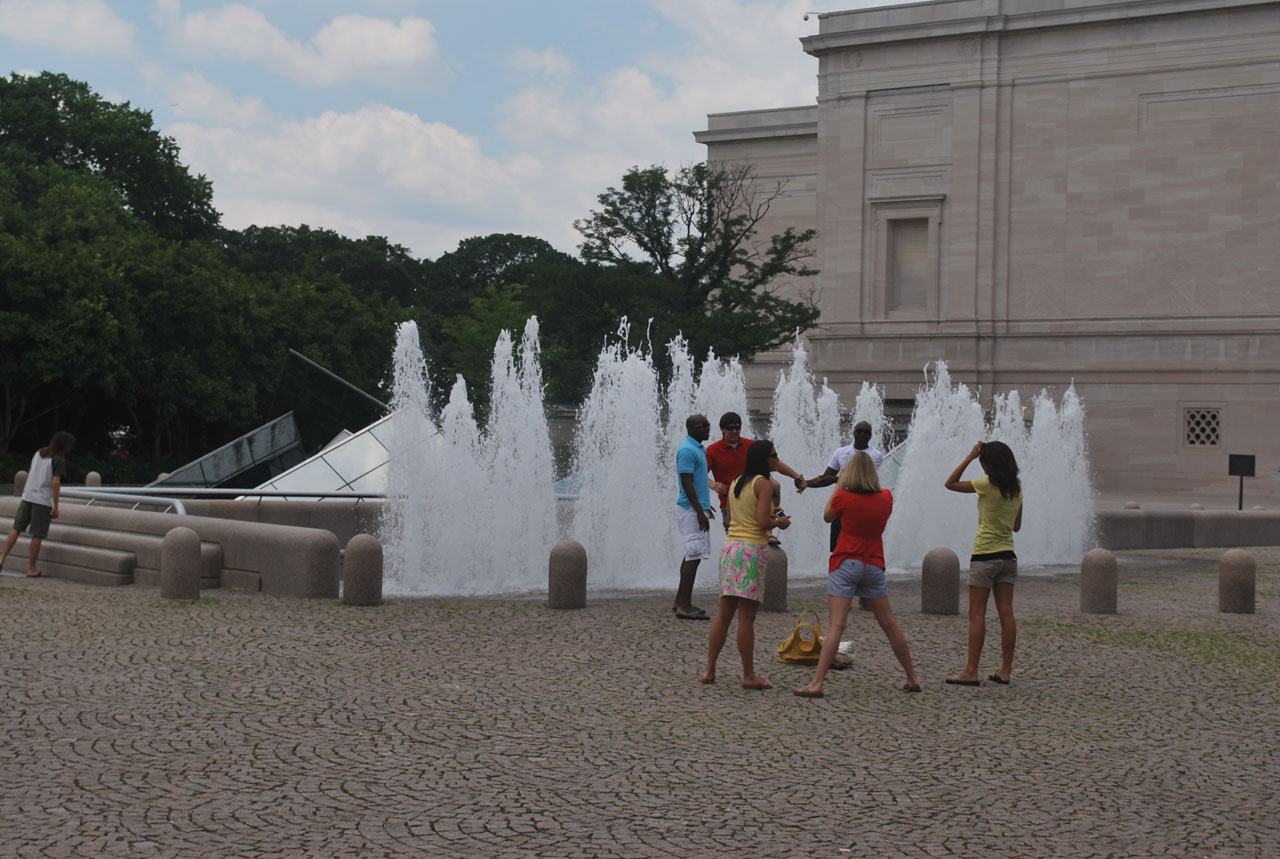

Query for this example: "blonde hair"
[837,451,881,494]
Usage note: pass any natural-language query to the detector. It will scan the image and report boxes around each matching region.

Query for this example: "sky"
[1,0,893,260]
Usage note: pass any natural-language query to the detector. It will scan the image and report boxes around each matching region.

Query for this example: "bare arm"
[773,458,804,486]
[51,475,61,518]
[945,442,983,493]
[822,486,840,523]
[679,472,711,530]
[803,467,840,491]
[1013,503,1023,533]
[757,478,789,532]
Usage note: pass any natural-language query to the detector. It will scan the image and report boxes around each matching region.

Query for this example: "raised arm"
[771,456,804,488]
[945,442,984,493]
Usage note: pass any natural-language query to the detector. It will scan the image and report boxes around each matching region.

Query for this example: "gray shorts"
[13,500,53,539]
[828,558,888,600]
[969,557,1018,589]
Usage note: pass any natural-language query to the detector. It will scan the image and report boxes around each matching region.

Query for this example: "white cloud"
[511,48,572,79]
[163,3,441,86]
[0,0,135,55]
[141,66,271,127]
[147,1,901,259]
[168,104,542,257]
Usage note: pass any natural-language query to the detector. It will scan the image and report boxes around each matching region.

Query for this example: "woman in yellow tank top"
[701,440,791,690]
[943,440,1024,687]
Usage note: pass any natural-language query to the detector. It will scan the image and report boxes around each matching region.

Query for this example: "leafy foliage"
[1,74,822,476]
[574,162,820,360]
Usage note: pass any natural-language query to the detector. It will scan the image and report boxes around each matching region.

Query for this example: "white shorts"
[676,504,712,561]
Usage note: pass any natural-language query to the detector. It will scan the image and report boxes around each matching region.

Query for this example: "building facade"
[696,0,1280,500]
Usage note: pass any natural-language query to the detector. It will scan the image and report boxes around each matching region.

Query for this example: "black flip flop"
[945,677,981,686]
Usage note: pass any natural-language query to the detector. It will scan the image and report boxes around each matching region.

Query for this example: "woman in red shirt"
[794,452,920,697]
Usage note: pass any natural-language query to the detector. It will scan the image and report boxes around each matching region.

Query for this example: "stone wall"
[697,0,1280,501]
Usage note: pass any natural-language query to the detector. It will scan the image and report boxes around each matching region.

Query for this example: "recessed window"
[887,218,930,311]
[1184,408,1220,447]
[868,195,943,319]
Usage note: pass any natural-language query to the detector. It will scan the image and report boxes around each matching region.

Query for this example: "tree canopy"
[574,162,820,360]
[1,72,822,479]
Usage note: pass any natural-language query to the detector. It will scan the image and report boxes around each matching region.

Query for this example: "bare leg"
[865,597,919,688]
[795,595,852,696]
[674,558,700,613]
[701,596,739,683]
[736,599,770,689]
[947,586,990,683]
[27,536,45,576]
[0,529,18,571]
[992,582,1016,681]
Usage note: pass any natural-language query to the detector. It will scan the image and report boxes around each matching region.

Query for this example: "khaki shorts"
[13,500,53,539]
[969,557,1017,589]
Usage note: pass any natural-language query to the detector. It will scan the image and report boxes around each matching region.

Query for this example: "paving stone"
[0,547,1277,856]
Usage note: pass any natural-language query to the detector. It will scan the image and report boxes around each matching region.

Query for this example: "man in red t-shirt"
[705,412,805,541]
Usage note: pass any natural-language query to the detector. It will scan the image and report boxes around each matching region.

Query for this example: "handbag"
[777,610,824,664]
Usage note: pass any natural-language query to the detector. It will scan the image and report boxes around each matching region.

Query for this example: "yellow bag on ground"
[778,610,823,664]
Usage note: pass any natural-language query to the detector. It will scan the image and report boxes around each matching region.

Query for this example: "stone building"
[696,0,1279,501]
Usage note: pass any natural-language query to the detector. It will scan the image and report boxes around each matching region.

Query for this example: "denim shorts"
[828,558,888,599]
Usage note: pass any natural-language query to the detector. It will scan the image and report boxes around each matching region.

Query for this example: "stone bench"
[22,520,222,588]
[1,496,339,598]
[0,534,135,586]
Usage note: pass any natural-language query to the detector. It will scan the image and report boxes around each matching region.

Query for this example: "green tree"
[0,72,219,241]
[574,162,820,360]
[220,225,425,308]
[0,163,141,452]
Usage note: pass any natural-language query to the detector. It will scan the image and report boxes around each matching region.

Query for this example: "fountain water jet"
[381,321,1093,595]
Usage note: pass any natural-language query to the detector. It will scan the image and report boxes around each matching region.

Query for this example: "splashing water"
[883,363,1094,569]
[381,320,1092,594]
[381,318,554,594]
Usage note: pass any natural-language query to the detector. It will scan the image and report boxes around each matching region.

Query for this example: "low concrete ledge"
[1,496,339,598]
[182,500,384,548]
[1096,508,1280,551]
[0,535,134,586]
[1096,509,1145,550]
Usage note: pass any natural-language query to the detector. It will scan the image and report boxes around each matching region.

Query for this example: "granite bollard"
[921,547,960,615]
[1080,548,1118,614]
[762,545,788,612]
[85,471,102,487]
[13,470,27,497]
[160,526,201,600]
[342,534,383,606]
[548,540,587,609]
[1218,548,1256,614]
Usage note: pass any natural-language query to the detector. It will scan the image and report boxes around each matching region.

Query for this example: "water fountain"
[381,320,1093,595]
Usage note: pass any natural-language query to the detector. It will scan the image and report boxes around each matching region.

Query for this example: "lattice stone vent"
[1184,408,1220,447]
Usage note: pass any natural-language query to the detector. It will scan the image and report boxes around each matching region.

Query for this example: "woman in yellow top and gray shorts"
[943,440,1023,687]
[701,440,791,690]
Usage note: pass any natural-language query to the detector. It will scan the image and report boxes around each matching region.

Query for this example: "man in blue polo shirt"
[673,414,714,619]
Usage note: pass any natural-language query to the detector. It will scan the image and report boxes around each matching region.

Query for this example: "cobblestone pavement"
[2,547,1277,858]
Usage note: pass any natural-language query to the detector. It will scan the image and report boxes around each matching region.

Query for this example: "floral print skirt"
[719,540,767,602]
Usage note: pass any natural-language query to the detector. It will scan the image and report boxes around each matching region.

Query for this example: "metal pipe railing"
[62,488,189,515]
